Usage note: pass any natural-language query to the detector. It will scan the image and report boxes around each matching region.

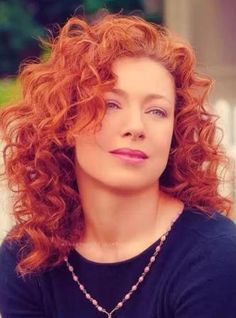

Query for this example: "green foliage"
[84,0,142,13]
[0,0,43,76]
[0,0,162,76]
[105,0,142,13]
[84,0,105,13]
[0,78,20,107]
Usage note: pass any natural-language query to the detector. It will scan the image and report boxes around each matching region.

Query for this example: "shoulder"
[0,237,38,289]
[0,236,31,270]
[0,238,45,316]
[166,207,236,278]
[0,238,22,269]
[167,209,236,316]
[178,207,236,241]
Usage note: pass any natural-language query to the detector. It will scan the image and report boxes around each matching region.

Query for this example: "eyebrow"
[107,88,173,105]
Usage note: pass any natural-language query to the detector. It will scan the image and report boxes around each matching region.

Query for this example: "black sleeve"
[173,235,236,318]
[0,240,46,318]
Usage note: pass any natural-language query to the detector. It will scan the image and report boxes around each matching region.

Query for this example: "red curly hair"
[0,13,231,275]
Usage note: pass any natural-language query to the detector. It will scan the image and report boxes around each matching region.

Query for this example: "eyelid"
[146,107,168,117]
[105,99,121,108]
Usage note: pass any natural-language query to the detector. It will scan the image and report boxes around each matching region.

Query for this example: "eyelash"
[148,108,167,118]
[105,101,167,118]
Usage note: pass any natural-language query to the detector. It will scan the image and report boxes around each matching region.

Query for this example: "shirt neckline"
[70,206,187,267]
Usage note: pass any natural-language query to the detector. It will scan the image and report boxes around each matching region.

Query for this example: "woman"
[0,13,236,318]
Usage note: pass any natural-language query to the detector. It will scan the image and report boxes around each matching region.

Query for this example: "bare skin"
[74,57,183,263]
[75,179,184,263]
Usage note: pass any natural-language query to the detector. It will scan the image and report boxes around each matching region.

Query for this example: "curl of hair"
[0,13,231,276]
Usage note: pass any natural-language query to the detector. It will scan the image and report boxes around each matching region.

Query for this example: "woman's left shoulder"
[180,208,236,241]
[170,210,236,317]
[173,208,236,261]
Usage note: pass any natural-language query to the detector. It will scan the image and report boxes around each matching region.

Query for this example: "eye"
[105,100,120,109]
[147,108,167,118]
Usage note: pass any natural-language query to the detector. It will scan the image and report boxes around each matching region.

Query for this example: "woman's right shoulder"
[0,237,31,289]
[0,235,33,284]
[0,238,21,262]
[0,237,46,317]
[0,236,28,264]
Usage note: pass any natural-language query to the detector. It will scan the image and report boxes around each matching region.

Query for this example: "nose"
[121,108,145,141]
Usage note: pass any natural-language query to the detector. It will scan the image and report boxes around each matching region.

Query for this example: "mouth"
[109,148,148,159]
[109,152,147,164]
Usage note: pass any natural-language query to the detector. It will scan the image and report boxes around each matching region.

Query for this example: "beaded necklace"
[64,210,182,317]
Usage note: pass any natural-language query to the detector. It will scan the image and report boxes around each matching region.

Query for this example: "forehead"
[109,57,175,104]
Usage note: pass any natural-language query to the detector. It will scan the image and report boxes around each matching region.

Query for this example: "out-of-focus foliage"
[0,78,20,107]
[0,0,162,77]
[28,0,84,28]
[0,0,85,76]
[0,0,42,76]
[105,0,143,13]
[84,0,105,13]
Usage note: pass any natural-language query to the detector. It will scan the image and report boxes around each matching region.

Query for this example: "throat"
[75,199,184,264]
[75,226,166,264]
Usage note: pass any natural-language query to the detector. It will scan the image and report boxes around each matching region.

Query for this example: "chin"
[98,177,157,194]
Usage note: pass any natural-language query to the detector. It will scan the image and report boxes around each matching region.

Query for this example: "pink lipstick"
[109,148,148,164]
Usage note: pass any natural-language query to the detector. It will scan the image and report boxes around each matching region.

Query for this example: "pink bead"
[144,266,150,273]
[63,213,183,311]
[150,256,156,262]
[68,265,74,272]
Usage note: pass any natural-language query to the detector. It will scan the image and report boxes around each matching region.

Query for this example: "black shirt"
[1,208,236,318]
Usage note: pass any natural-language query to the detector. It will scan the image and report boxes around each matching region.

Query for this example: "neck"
[76,172,183,261]
[81,184,161,245]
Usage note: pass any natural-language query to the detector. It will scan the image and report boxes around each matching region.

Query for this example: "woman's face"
[75,57,175,192]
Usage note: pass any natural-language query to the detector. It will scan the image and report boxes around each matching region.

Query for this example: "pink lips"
[109,148,148,159]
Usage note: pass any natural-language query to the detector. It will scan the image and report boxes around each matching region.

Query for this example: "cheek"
[151,125,174,163]
[74,133,97,159]
[94,120,117,149]
[74,128,111,169]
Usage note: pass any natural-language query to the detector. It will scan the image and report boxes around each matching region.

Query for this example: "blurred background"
[0,0,236,241]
